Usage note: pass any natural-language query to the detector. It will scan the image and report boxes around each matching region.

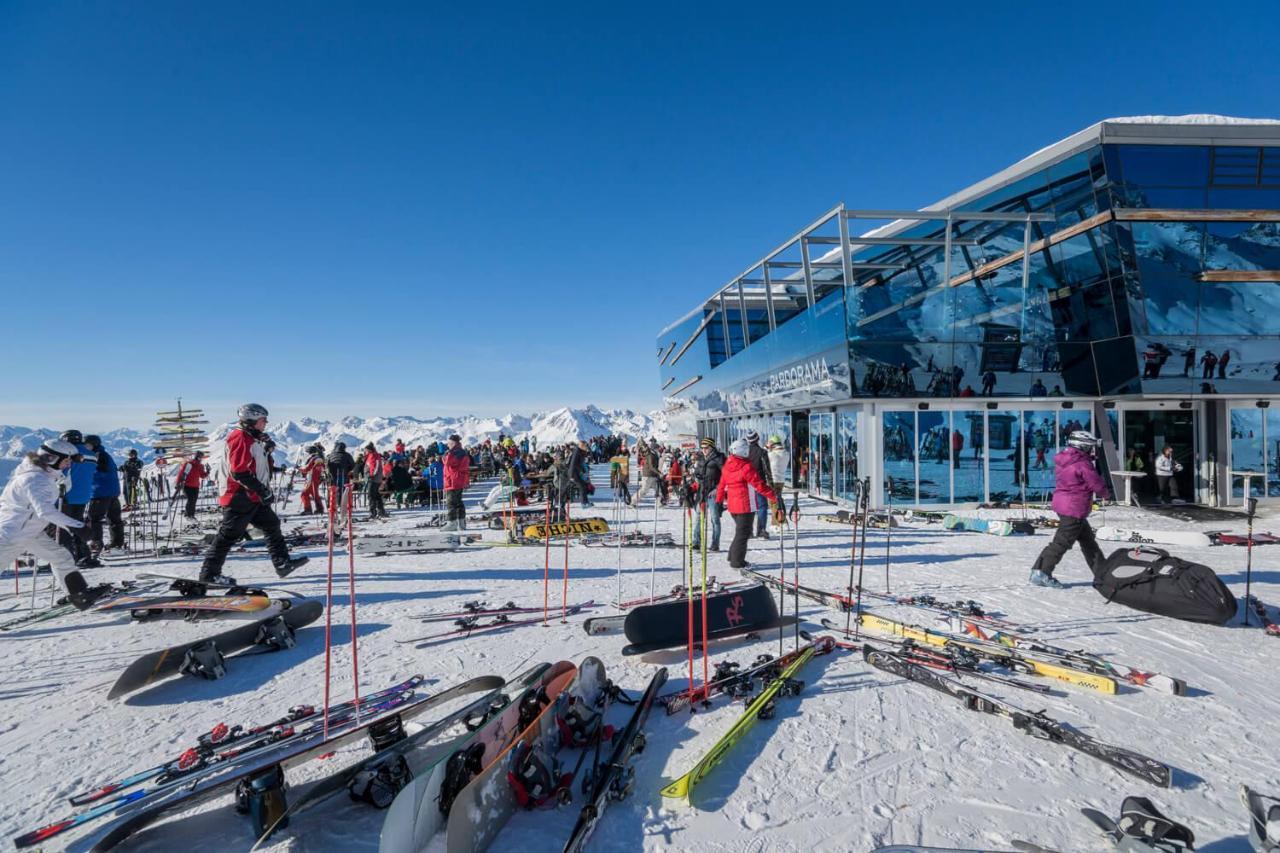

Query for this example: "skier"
[745,431,772,540]
[198,404,308,585]
[121,448,143,509]
[0,440,106,608]
[297,444,326,515]
[1028,431,1109,589]
[691,437,725,552]
[57,429,99,568]
[717,438,777,569]
[442,433,470,530]
[84,435,125,554]
[174,451,208,520]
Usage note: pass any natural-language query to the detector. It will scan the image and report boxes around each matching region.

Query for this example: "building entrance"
[1123,410,1196,504]
[808,411,834,500]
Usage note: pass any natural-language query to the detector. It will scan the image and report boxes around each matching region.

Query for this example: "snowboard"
[378,661,570,853]
[443,658,608,853]
[564,666,668,853]
[107,599,324,700]
[942,514,1014,536]
[523,518,609,538]
[1094,526,1214,548]
[135,572,301,600]
[249,673,511,846]
[95,594,277,617]
[621,584,784,655]
[78,674,496,851]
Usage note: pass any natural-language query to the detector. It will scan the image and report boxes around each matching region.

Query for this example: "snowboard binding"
[254,616,297,651]
[235,763,289,839]
[348,753,413,809]
[179,640,227,680]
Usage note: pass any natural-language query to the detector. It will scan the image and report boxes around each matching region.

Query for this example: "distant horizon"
[0,397,663,434]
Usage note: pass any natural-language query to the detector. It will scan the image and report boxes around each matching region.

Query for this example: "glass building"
[656,116,1280,508]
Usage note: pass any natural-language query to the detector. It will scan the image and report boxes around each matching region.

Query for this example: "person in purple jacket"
[1028,431,1111,588]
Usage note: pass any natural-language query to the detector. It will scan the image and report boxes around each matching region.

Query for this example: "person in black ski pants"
[566,440,591,508]
[199,404,307,585]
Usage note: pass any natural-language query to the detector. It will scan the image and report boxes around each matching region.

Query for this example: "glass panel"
[723,300,746,358]
[882,411,916,503]
[1024,409,1058,502]
[837,408,860,501]
[1117,145,1210,188]
[953,410,986,502]
[1268,410,1280,498]
[706,306,728,368]
[1128,222,1206,336]
[916,410,950,504]
[809,413,834,498]
[987,411,1025,504]
[1231,407,1265,500]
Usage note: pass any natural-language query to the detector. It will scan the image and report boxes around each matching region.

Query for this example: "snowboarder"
[442,433,470,530]
[297,444,326,515]
[1028,431,1109,589]
[198,404,308,585]
[84,434,125,553]
[174,450,208,520]
[0,440,105,608]
[717,438,777,569]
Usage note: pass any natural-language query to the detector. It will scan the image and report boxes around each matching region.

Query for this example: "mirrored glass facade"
[669,119,1280,507]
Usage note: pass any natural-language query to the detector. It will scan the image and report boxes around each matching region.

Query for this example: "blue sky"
[2,1,1278,430]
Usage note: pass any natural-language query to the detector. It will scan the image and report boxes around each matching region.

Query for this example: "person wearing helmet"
[84,435,126,554]
[1028,430,1111,589]
[57,429,100,568]
[717,438,778,569]
[174,450,208,520]
[199,404,308,585]
[0,441,108,608]
[121,448,144,509]
[297,445,326,516]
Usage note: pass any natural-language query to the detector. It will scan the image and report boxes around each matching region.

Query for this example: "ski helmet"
[60,429,83,444]
[729,438,750,458]
[237,403,269,425]
[1066,430,1099,452]
[39,439,80,464]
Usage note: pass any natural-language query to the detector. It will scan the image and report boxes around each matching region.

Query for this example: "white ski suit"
[0,458,85,591]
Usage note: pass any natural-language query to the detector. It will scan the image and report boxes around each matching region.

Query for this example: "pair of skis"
[396,600,598,646]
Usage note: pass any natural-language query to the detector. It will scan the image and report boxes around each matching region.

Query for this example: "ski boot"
[1029,569,1064,589]
[201,573,239,587]
[274,556,309,579]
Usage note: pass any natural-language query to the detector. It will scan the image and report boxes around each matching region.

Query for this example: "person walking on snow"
[198,404,308,585]
[297,444,326,515]
[442,433,470,530]
[0,440,109,608]
[718,438,778,569]
[1028,431,1110,589]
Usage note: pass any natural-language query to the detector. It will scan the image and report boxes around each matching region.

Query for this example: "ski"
[418,600,551,623]
[0,581,165,632]
[563,666,669,853]
[397,601,598,646]
[660,636,836,715]
[612,578,744,610]
[66,676,426,807]
[660,640,821,802]
[842,615,1119,695]
[862,645,1171,787]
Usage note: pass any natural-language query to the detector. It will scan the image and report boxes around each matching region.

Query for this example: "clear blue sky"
[2,1,1278,430]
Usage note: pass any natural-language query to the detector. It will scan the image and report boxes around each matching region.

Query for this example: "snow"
[1,469,1278,851]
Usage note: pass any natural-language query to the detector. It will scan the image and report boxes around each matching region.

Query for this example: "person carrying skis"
[174,450,208,520]
[0,440,110,608]
[1028,431,1110,589]
[717,438,777,569]
[121,448,143,509]
[442,433,470,529]
[297,444,326,515]
[199,404,308,585]
[84,434,126,554]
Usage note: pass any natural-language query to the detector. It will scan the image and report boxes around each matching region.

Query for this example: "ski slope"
[0,470,1275,851]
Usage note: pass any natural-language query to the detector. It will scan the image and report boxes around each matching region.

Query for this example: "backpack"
[1092,546,1237,625]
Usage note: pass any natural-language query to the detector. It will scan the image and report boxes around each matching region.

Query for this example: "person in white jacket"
[1154,445,1184,504]
[767,436,791,526]
[0,440,102,608]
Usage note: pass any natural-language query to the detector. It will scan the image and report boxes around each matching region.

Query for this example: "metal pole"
[885,476,893,592]
[650,491,659,602]
[791,488,801,651]
[1245,497,1257,625]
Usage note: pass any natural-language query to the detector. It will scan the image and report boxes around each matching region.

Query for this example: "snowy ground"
[1,469,1277,851]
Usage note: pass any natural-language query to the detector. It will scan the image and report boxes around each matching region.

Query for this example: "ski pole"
[649,493,658,602]
[1245,497,1257,625]
[885,475,893,593]
[688,505,697,704]
[542,500,551,626]
[323,482,337,739]
[791,488,800,650]
[562,501,570,623]
[345,479,361,720]
[778,494,785,657]
[614,490,623,606]
[844,479,859,637]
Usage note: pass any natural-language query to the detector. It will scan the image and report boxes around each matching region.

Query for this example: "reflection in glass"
[1268,410,1280,498]
[1231,408,1265,500]
[837,409,859,501]
[987,411,1025,504]
[1024,410,1057,501]
[882,412,916,503]
[809,412,835,499]
[916,410,950,504]
[953,411,986,502]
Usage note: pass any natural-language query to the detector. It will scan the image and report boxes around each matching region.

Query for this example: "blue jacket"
[91,447,121,499]
[64,442,96,504]
[426,461,443,489]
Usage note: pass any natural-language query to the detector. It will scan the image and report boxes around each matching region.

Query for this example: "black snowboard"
[622,584,778,653]
[107,599,323,700]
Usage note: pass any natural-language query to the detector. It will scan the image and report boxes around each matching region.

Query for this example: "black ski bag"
[1093,546,1237,625]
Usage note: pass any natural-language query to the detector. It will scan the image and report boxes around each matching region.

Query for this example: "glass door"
[1123,409,1196,505]
[809,411,835,500]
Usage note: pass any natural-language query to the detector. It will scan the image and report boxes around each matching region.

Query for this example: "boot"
[274,556,309,579]
[1028,569,1064,589]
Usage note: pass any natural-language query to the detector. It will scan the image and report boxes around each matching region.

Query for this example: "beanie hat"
[768,435,783,447]
[745,430,760,444]
[729,438,750,458]
[699,437,715,449]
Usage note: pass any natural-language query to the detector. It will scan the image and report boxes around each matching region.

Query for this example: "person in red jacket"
[199,404,307,585]
[442,433,471,530]
[717,438,778,569]
[175,451,208,520]
[297,444,326,515]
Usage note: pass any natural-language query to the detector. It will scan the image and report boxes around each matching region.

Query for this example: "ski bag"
[1093,546,1237,625]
